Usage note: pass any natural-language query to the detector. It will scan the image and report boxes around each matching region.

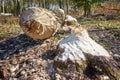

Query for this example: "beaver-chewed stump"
[19,7,120,79]
[54,16,120,79]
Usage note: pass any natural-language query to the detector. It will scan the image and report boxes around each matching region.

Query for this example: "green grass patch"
[0,23,22,39]
[79,18,120,28]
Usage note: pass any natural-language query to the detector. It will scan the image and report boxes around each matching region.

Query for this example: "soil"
[0,27,120,80]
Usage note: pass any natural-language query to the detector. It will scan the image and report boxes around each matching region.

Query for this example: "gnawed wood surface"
[20,7,61,39]
[0,7,119,80]
[54,16,120,79]
[64,15,78,26]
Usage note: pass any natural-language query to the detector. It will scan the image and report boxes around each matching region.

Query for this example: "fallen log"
[20,7,63,39]
[19,7,120,79]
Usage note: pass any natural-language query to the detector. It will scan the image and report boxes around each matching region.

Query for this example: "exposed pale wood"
[19,8,120,79]
[55,27,111,62]
[54,16,120,79]
[64,15,78,26]
[20,7,61,39]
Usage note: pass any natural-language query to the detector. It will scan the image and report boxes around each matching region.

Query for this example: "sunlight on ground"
[80,19,120,29]
[0,16,120,39]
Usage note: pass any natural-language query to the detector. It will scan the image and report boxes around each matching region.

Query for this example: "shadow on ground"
[0,34,44,59]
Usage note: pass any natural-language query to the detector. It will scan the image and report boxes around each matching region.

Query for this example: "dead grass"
[78,17,120,29]
[0,15,120,40]
[0,16,22,39]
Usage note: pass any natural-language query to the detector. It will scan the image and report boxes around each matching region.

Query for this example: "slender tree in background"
[1,0,120,16]
[43,0,46,8]
[59,0,62,9]
[2,0,5,13]
[66,0,69,14]
[0,0,2,12]
[71,0,104,17]
[16,0,21,15]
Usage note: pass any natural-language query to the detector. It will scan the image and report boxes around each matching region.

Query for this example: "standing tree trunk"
[16,0,21,16]
[84,0,91,17]
[66,0,69,14]
[0,0,2,13]
[84,5,87,17]
[59,0,62,9]
[43,0,46,8]
[2,0,5,13]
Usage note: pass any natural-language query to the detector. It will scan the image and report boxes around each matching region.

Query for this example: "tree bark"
[16,0,21,16]
[2,0,4,13]
[59,0,62,9]
[43,0,46,8]
[84,0,91,17]
[66,0,69,14]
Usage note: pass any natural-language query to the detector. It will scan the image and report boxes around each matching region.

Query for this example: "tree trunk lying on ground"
[20,7,120,79]
[19,7,63,39]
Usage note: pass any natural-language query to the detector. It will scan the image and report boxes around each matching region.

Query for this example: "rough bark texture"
[20,7,61,39]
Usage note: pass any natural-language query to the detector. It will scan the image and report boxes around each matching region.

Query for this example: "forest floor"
[0,16,120,80]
